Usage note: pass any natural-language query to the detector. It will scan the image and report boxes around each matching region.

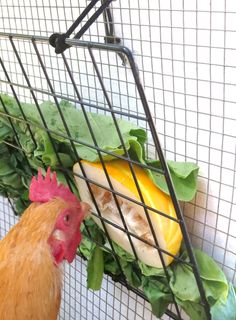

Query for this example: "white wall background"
[0,0,236,319]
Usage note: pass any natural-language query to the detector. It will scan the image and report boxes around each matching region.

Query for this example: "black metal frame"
[0,31,211,319]
[49,0,118,54]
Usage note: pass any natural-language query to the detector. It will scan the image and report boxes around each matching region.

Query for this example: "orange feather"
[0,198,71,320]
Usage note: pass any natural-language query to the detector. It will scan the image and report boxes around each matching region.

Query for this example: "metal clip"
[49,0,126,65]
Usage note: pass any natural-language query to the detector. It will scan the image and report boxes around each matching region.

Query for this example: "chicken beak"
[80,202,91,218]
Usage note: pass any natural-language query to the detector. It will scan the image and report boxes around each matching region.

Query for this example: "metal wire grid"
[0,32,207,319]
[0,0,235,318]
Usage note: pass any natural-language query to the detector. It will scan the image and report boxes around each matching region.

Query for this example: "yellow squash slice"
[73,160,182,268]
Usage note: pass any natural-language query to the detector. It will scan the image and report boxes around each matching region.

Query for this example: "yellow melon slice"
[73,159,182,268]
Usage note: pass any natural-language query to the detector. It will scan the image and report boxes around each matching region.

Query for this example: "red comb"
[29,167,80,207]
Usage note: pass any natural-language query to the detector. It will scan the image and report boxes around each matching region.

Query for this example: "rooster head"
[29,167,90,265]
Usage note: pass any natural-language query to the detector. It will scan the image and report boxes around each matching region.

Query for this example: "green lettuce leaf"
[128,140,199,201]
[194,249,228,302]
[103,253,121,276]
[0,94,199,202]
[0,94,145,164]
[138,261,165,277]
[111,241,136,262]
[142,276,173,318]
[87,244,104,291]
[175,298,208,320]
[170,249,231,319]
[146,159,199,201]
[78,236,96,260]
[210,283,236,320]
[119,259,141,288]
[170,263,201,302]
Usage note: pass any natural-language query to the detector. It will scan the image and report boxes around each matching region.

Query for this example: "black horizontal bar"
[1,33,236,106]
[0,32,133,57]
[0,31,235,71]
[0,79,148,122]
[1,32,236,55]
[0,33,48,40]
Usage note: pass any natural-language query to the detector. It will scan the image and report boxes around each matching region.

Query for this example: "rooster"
[0,168,89,320]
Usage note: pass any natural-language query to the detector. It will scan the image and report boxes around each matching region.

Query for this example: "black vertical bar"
[6,195,19,216]
[124,46,211,319]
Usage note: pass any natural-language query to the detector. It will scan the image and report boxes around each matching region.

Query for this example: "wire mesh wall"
[0,0,236,319]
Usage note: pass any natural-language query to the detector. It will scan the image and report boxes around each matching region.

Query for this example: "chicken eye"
[64,214,70,223]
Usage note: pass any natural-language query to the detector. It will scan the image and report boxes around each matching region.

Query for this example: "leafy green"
[0,94,199,204]
[119,259,141,288]
[142,276,173,318]
[169,249,233,319]
[170,263,201,302]
[81,223,105,291]
[103,253,121,276]
[0,94,145,163]
[146,159,199,201]
[111,241,135,262]
[87,243,104,291]
[79,217,104,260]
[194,249,228,302]
[211,283,236,320]
[78,236,96,260]
[103,241,141,287]
[175,298,208,320]
[128,139,199,201]
[0,143,31,209]
[173,249,229,304]
[138,260,165,277]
